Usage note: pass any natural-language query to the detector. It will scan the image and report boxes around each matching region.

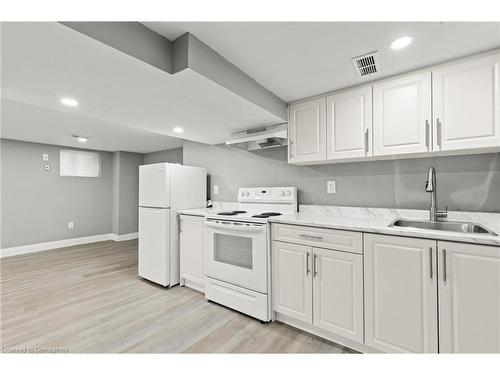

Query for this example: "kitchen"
[1,4,499,374]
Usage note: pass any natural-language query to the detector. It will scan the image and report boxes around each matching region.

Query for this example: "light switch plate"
[327,180,336,194]
[43,153,49,161]
[68,222,74,229]
[44,164,51,171]
[213,185,219,195]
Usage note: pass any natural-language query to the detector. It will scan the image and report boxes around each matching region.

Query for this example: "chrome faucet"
[425,167,447,221]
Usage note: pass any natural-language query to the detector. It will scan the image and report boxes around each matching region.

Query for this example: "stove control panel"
[237,187,297,203]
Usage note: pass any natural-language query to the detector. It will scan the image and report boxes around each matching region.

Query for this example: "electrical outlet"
[44,164,51,171]
[327,180,336,194]
[43,153,49,161]
[213,185,219,195]
[68,221,74,229]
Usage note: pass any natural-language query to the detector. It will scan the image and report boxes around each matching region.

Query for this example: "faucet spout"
[425,167,435,192]
[425,167,447,221]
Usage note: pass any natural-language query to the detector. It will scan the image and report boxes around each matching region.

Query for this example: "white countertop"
[178,204,500,246]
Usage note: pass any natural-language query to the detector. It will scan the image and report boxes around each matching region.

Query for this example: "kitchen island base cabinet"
[438,241,500,353]
[179,215,205,292]
[272,239,364,344]
[364,234,438,353]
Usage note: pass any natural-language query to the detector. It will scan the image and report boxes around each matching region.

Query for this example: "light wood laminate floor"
[1,240,356,353]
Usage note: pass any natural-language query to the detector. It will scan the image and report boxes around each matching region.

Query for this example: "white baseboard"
[110,232,139,241]
[1,232,138,258]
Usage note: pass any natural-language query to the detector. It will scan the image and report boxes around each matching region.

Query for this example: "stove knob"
[280,190,285,196]
[240,191,245,197]
[245,191,250,197]
[286,190,291,196]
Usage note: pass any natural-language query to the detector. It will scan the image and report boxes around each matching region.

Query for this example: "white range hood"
[226,124,288,151]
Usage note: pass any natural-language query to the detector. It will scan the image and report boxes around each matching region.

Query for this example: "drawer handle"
[299,234,323,240]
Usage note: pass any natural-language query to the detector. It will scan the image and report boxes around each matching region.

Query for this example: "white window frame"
[59,149,101,177]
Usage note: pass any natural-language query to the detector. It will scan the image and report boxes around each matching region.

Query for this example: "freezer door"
[138,207,170,286]
[139,163,170,208]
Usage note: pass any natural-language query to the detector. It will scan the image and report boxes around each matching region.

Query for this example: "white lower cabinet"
[272,241,312,323]
[272,240,364,344]
[438,241,500,353]
[179,214,204,291]
[364,234,438,353]
[312,247,364,343]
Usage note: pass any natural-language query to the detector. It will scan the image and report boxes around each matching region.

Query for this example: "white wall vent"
[352,51,380,77]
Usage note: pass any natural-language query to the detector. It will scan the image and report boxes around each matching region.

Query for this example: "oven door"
[204,219,268,293]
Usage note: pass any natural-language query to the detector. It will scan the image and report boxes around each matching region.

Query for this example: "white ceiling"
[1,99,182,153]
[1,22,282,152]
[144,22,500,102]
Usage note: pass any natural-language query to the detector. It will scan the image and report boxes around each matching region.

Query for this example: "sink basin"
[390,219,497,236]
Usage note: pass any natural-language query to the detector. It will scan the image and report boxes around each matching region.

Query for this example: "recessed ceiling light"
[173,127,184,133]
[390,36,413,50]
[60,97,79,107]
[71,134,88,143]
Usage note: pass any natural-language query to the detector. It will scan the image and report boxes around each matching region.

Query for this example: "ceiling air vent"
[352,51,380,77]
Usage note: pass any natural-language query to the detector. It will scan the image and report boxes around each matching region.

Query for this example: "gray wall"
[144,147,183,165]
[112,151,143,235]
[1,139,113,248]
[183,140,500,212]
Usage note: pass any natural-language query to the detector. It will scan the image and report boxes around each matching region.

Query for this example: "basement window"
[60,149,100,177]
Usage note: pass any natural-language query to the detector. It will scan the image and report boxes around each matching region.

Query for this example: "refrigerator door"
[138,207,170,286]
[139,163,170,208]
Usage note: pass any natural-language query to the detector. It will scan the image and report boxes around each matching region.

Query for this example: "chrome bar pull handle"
[289,139,293,159]
[436,118,442,148]
[313,254,318,277]
[442,249,447,282]
[299,234,323,240]
[428,247,433,280]
[306,252,310,275]
[425,120,431,149]
[364,128,369,154]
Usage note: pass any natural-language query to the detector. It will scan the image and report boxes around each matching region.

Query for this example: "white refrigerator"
[138,162,206,287]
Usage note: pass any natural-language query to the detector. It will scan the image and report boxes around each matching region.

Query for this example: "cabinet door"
[438,241,500,353]
[373,72,432,156]
[179,215,204,283]
[288,98,327,163]
[326,86,373,160]
[364,234,438,353]
[312,248,364,343]
[272,241,312,323]
[433,54,500,151]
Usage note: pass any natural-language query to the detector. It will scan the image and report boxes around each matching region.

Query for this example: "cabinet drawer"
[273,224,362,254]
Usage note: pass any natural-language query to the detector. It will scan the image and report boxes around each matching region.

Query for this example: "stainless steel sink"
[390,219,498,236]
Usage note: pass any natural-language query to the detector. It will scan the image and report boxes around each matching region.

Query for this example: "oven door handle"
[204,221,266,232]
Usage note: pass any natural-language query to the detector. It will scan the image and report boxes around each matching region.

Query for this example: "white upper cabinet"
[433,54,500,151]
[326,86,373,160]
[288,98,327,163]
[364,234,438,353]
[438,241,500,353]
[373,71,432,156]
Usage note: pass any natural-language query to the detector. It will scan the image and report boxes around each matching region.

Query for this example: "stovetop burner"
[217,210,247,216]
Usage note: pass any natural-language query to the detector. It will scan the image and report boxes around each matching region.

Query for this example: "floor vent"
[352,51,380,77]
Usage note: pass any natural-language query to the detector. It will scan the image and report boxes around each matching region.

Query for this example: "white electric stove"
[204,187,297,322]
